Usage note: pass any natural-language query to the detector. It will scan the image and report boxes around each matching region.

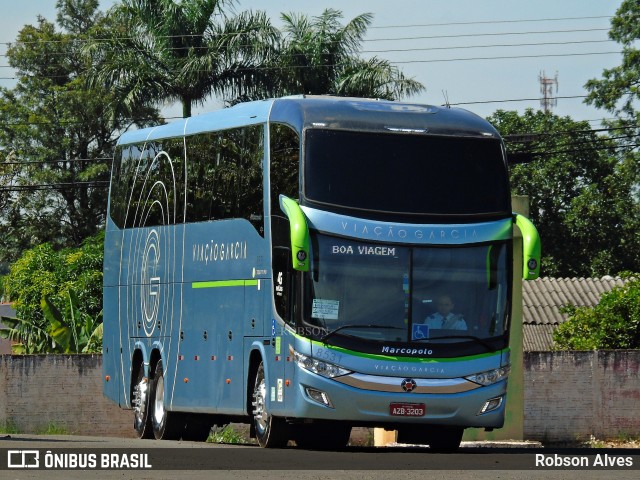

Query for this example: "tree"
[86,0,278,118]
[490,109,640,277]
[272,9,424,100]
[0,0,158,265]
[0,232,103,354]
[553,275,640,350]
[584,0,640,123]
[584,0,640,205]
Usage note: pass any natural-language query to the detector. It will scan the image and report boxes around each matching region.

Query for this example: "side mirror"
[513,214,541,280]
[279,195,310,271]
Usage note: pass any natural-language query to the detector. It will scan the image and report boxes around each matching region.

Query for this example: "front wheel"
[252,361,288,448]
[150,359,185,440]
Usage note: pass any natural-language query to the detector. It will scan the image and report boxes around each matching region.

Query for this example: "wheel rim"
[253,368,268,435]
[133,376,148,426]
[153,373,165,426]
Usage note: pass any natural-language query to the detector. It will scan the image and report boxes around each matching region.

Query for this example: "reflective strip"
[192,279,259,289]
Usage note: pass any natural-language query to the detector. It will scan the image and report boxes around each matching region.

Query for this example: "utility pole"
[539,71,558,113]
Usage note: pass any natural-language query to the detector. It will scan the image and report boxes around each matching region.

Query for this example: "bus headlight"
[293,350,351,379]
[465,365,510,386]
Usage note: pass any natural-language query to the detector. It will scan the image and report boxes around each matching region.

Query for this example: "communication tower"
[539,71,558,113]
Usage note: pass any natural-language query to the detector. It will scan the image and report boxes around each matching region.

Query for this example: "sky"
[0,0,623,125]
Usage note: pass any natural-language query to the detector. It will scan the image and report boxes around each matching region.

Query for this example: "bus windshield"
[303,234,510,348]
[303,129,509,217]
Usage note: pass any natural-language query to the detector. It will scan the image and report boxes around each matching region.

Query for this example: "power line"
[0,49,624,82]
[362,39,614,55]
[366,27,611,43]
[0,37,615,61]
[449,94,590,106]
[0,26,613,49]
[368,15,612,29]
[0,181,109,192]
[391,50,621,65]
[0,157,110,166]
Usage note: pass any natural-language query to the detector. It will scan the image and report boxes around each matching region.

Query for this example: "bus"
[102,95,540,451]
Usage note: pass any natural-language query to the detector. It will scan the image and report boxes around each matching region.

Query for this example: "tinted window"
[270,124,300,214]
[304,130,509,217]
[109,140,185,229]
[185,125,264,235]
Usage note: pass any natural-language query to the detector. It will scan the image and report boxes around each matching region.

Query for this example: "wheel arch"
[129,345,163,405]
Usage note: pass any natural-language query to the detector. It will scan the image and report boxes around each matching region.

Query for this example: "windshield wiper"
[418,335,497,352]
[320,324,405,343]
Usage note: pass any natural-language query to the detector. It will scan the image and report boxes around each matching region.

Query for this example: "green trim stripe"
[311,340,507,363]
[288,330,508,363]
[192,279,259,289]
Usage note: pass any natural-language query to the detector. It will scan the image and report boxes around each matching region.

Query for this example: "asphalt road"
[1,434,639,480]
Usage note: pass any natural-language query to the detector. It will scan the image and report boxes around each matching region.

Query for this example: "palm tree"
[86,0,278,118]
[273,9,424,100]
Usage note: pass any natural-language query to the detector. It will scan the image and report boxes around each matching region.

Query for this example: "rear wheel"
[150,359,184,440]
[252,361,288,448]
[132,365,153,439]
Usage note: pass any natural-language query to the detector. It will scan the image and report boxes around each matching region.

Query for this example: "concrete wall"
[1,352,639,441]
[524,350,640,442]
[0,355,133,437]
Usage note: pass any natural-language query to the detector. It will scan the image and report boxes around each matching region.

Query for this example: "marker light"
[479,396,504,415]
[304,387,334,408]
[292,350,351,379]
[465,366,510,386]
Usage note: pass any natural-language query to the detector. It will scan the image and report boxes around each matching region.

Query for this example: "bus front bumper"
[287,369,508,429]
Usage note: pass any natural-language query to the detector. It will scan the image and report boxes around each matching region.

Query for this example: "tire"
[293,422,351,450]
[252,361,288,448]
[132,365,153,439]
[150,359,185,440]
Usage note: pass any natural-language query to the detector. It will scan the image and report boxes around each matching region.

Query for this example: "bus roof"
[117,96,499,146]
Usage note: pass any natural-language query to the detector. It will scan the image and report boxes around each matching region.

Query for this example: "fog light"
[479,396,503,415]
[305,387,334,408]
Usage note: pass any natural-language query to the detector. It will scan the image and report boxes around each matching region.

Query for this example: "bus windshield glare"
[304,129,509,217]
[304,234,510,347]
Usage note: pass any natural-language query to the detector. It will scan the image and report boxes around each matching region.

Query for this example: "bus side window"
[270,123,300,208]
[185,126,264,236]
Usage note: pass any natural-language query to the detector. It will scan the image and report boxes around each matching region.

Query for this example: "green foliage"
[43,290,103,353]
[272,9,424,100]
[585,0,640,121]
[38,422,69,435]
[86,0,278,117]
[553,275,640,350]
[0,1,159,265]
[207,425,252,444]
[0,232,103,353]
[489,109,640,277]
[0,421,20,435]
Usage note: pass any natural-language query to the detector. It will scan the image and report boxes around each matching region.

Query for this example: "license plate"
[389,402,426,417]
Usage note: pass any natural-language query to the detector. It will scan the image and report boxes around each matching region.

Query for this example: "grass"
[207,424,253,445]
[37,422,69,435]
[0,421,20,435]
